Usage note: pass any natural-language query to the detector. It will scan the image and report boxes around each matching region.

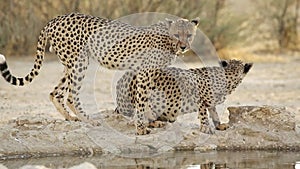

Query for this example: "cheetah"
[0,13,200,134]
[115,59,253,134]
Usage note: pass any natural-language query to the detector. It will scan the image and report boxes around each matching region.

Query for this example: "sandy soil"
[0,55,299,158]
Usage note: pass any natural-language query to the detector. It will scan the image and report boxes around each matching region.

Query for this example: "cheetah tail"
[0,28,47,86]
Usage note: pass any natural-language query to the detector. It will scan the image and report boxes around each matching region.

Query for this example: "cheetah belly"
[148,91,197,121]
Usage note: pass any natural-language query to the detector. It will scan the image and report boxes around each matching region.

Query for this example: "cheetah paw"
[136,126,151,135]
[216,123,230,131]
[199,125,215,134]
[148,120,166,128]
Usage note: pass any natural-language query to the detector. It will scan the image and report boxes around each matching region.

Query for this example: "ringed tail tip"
[0,54,6,64]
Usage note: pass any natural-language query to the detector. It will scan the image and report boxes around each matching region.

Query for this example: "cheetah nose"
[180,46,186,51]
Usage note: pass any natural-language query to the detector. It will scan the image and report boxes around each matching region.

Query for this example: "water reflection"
[186,163,228,169]
[1,151,299,169]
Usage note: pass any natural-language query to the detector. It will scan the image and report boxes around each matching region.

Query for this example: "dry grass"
[0,0,298,58]
[0,0,245,56]
[217,48,289,63]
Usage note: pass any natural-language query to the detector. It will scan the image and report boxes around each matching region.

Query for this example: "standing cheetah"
[115,59,253,134]
[0,13,199,134]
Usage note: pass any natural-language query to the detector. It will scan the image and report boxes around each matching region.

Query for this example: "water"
[1,151,300,168]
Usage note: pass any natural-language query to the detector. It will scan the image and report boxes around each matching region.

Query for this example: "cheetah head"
[220,59,253,80]
[166,17,200,54]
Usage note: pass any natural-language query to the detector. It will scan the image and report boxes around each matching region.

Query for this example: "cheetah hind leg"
[49,74,80,121]
[66,62,100,126]
[67,84,101,126]
[67,83,101,126]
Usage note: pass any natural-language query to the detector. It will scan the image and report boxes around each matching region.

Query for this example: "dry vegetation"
[0,0,299,58]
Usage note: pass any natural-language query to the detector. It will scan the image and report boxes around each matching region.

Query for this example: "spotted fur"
[115,59,253,134]
[0,13,199,133]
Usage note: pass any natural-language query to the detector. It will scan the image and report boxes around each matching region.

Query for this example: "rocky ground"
[0,55,299,167]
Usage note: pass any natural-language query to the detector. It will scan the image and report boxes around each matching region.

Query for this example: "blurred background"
[0,0,299,61]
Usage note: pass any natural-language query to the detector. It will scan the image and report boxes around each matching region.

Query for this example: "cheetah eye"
[174,34,179,38]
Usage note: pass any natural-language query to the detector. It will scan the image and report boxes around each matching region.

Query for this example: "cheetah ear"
[220,60,228,68]
[243,63,253,74]
[165,18,174,28]
[191,17,200,26]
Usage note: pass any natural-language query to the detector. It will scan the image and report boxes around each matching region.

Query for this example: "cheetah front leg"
[134,70,153,135]
[208,107,229,131]
[198,100,214,134]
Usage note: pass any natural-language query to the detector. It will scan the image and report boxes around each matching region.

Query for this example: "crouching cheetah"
[0,13,200,133]
[115,59,253,134]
